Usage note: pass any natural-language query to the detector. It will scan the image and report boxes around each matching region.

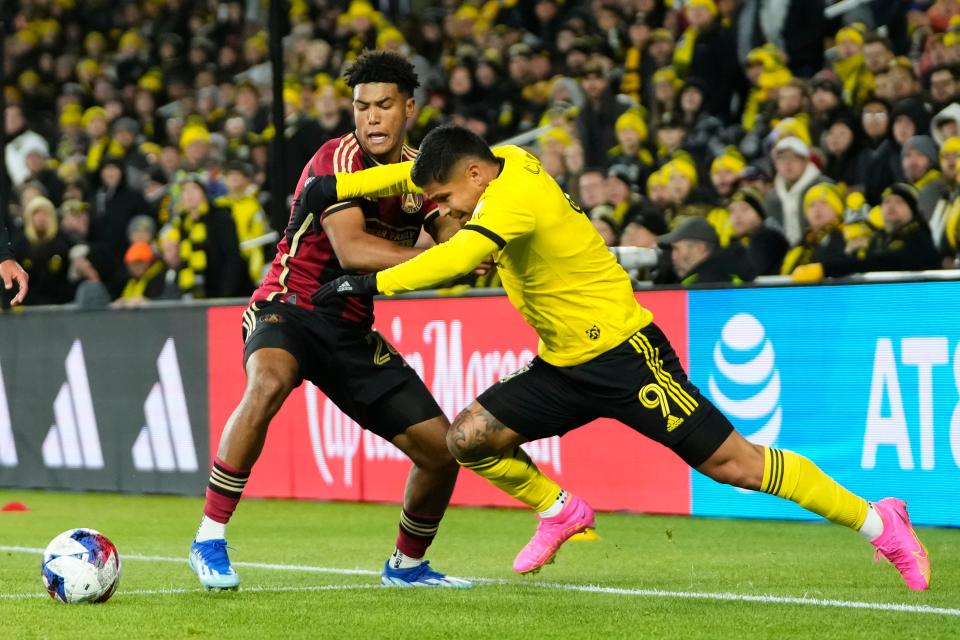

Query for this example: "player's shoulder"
[493,145,529,161]
[487,146,540,198]
[496,146,545,183]
[314,132,362,173]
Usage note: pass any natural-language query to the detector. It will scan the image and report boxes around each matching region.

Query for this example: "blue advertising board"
[688,281,960,527]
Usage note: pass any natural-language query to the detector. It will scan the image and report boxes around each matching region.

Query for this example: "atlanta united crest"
[401,192,423,214]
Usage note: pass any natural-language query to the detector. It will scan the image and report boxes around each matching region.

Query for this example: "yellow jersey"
[335,145,652,367]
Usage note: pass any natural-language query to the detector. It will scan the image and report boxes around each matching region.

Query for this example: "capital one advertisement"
[687,282,960,527]
[207,291,692,515]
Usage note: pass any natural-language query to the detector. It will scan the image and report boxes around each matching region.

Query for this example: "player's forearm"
[335,161,419,200]
[427,213,462,244]
[334,233,425,272]
[376,230,497,295]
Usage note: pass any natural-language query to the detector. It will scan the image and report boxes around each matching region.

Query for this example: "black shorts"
[477,323,733,467]
[242,300,443,440]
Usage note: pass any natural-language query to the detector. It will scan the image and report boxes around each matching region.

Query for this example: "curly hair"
[343,50,420,97]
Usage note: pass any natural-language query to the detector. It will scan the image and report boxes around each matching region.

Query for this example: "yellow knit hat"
[615,110,648,142]
[773,117,812,146]
[646,167,669,195]
[538,127,574,148]
[710,147,746,176]
[376,26,405,49]
[835,24,865,45]
[18,70,40,89]
[282,87,302,109]
[77,58,100,78]
[81,106,107,128]
[83,31,106,50]
[119,30,145,51]
[686,0,717,16]
[138,72,163,93]
[667,157,698,187]
[941,136,960,157]
[652,67,682,91]
[15,29,39,47]
[803,183,843,217]
[747,43,787,72]
[245,32,268,55]
[180,125,212,151]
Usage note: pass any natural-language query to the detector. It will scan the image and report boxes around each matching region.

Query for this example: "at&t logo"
[707,313,781,446]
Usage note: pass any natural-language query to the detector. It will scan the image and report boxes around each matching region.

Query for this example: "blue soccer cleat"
[189,539,241,590]
[381,560,473,588]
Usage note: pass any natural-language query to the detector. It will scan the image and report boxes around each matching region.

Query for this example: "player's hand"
[310,273,378,305]
[473,256,495,276]
[791,262,824,283]
[0,259,29,305]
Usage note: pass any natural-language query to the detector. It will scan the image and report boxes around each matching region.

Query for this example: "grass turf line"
[1,490,957,639]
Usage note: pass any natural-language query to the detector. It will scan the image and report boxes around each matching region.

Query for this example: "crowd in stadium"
[3,0,960,305]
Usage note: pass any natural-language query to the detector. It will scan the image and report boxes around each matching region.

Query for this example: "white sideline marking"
[0,584,379,600]
[529,581,960,617]
[2,545,956,617]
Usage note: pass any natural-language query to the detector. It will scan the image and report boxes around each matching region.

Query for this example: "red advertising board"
[208,291,691,514]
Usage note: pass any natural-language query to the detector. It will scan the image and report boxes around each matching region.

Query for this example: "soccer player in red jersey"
[189,51,470,589]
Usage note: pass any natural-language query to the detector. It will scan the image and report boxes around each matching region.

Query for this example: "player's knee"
[709,461,762,490]
[410,449,459,474]
[700,444,764,490]
[446,410,484,462]
[404,431,458,472]
[245,366,296,413]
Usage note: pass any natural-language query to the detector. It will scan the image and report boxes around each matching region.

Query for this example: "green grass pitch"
[1,490,957,639]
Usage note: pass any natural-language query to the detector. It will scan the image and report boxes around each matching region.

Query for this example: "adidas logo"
[337,281,353,293]
[666,415,684,432]
[0,358,17,467]
[42,340,104,469]
[131,338,198,472]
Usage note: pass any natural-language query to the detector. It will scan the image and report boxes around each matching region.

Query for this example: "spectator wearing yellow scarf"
[215,162,270,286]
[742,44,792,131]
[832,24,873,107]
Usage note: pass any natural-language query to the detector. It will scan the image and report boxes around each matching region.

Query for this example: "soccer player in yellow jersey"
[311,125,930,590]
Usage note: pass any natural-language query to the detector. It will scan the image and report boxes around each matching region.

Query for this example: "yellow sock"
[761,447,868,530]
[459,447,562,512]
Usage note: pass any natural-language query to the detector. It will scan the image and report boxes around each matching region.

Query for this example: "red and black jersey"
[251,132,438,326]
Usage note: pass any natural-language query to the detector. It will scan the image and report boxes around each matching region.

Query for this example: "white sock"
[389,547,423,569]
[538,489,569,519]
[195,516,227,542]
[858,503,884,540]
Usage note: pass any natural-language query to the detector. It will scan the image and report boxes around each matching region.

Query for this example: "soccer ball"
[41,528,121,604]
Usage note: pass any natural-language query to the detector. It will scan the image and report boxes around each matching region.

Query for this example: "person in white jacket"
[4,104,49,188]
[764,136,834,245]
[931,102,960,148]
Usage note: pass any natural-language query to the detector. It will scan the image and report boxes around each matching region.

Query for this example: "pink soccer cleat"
[513,495,595,574]
[870,498,931,591]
